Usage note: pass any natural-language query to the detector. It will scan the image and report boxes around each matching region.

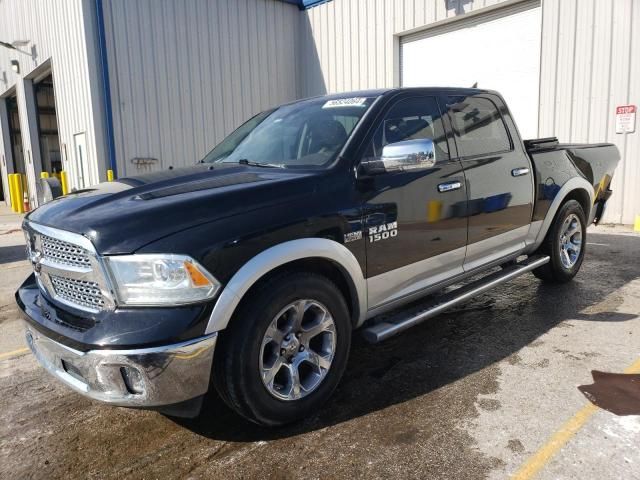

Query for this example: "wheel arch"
[564,188,591,221]
[204,239,367,334]
[531,177,594,250]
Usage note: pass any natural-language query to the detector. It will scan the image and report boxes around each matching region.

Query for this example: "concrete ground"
[1,205,639,479]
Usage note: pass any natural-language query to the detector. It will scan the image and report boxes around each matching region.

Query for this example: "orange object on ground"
[23,191,31,213]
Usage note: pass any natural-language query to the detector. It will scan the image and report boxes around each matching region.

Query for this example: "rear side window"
[448,96,511,157]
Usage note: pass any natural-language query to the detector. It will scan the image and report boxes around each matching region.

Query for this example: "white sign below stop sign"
[616,105,636,134]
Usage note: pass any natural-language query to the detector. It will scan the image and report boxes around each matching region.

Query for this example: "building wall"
[0,0,108,206]
[102,0,302,176]
[299,0,640,224]
[298,0,510,96]
[538,0,640,225]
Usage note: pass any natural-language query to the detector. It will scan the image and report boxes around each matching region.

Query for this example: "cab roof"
[296,86,498,102]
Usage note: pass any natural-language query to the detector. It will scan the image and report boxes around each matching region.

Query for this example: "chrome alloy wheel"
[559,213,583,268]
[259,299,337,401]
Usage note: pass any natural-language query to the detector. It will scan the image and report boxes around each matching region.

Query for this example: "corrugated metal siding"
[299,0,512,96]
[538,0,640,224]
[103,0,301,176]
[0,0,107,204]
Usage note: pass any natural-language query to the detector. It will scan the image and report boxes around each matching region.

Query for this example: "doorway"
[34,74,61,175]
[6,94,25,176]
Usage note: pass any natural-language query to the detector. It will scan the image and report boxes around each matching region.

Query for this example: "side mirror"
[360,139,436,175]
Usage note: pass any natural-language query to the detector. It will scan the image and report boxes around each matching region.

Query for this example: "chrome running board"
[362,255,550,343]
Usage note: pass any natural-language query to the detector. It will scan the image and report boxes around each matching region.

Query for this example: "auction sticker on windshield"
[323,97,368,108]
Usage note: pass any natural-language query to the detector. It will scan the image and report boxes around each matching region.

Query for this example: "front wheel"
[533,199,587,283]
[211,272,351,426]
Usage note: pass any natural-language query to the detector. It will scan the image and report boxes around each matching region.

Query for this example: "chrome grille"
[40,234,92,268]
[50,275,105,311]
[24,221,115,313]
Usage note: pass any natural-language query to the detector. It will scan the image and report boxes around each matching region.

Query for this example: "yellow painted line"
[0,347,30,361]
[512,357,640,480]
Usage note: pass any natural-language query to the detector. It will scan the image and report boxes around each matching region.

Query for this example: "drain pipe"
[95,0,118,179]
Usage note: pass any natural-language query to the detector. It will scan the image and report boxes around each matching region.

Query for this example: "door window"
[448,96,511,157]
[364,96,449,161]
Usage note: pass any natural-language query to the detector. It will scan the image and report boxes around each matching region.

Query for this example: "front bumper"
[24,324,217,407]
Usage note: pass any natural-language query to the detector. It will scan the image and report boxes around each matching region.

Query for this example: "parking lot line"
[512,357,640,480]
[0,347,29,361]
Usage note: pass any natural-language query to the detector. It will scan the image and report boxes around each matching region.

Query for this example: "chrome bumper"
[25,325,217,407]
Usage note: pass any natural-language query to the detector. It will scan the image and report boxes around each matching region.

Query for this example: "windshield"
[201,96,377,168]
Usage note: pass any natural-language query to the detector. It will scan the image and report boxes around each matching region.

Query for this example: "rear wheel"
[212,271,351,426]
[533,199,587,283]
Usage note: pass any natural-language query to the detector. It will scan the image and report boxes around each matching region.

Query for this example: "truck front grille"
[50,275,105,311]
[24,222,115,314]
[40,234,92,268]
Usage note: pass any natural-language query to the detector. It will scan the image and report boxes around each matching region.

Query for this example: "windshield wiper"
[232,158,284,169]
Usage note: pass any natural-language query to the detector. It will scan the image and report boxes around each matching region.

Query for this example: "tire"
[533,199,587,283]
[211,271,351,426]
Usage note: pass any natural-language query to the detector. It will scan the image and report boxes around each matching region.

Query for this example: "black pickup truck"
[17,88,619,425]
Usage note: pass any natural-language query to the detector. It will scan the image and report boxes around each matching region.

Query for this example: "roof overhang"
[276,0,332,10]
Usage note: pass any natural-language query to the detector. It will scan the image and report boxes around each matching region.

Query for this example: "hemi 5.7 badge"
[344,231,363,243]
[369,222,398,243]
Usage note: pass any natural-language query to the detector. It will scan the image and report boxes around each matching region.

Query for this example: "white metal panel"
[299,0,517,96]
[538,0,640,224]
[0,0,107,205]
[103,0,301,177]
[400,5,542,139]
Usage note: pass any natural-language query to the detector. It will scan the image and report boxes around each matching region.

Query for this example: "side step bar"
[362,255,550,344]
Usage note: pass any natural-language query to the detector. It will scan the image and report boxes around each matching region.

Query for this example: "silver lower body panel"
[25,325,217,407]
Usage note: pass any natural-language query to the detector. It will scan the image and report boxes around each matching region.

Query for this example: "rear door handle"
[438,181,462,193]
[512,167,530,177]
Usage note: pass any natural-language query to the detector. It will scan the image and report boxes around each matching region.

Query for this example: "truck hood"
[26,164,318,254]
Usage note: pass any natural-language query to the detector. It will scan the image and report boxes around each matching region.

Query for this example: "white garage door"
[401,3,542,140]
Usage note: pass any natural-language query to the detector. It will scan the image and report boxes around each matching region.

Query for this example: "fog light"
[120,366,144,395]
[62,359,85,382]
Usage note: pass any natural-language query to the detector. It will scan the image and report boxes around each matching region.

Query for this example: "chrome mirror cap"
[361,138,436,174]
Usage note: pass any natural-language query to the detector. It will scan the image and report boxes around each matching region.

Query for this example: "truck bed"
[525,137,620,224]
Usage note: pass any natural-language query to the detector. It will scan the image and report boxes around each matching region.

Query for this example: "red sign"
[616,105,636,115]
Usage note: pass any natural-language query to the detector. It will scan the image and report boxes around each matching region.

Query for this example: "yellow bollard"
[40,171,50,179]
[634,215,640,233]
[10,173,24,214]
[60,170,69,195]
[107,169,114,182]
[8,174,17,212]
[10,174,20,213]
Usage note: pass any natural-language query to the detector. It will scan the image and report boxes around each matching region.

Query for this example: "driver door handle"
[438,181,462,193]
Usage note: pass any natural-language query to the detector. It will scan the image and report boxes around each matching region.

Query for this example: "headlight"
[105,254,220,306]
